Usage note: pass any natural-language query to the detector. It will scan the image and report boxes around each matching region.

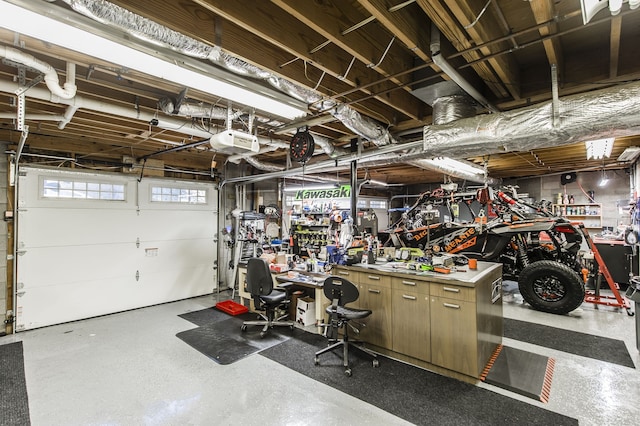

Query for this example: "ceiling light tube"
[0,1,308,120]
[424,157,485,176]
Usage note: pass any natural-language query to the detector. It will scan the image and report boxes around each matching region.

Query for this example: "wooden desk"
[237,265,328,325]
[275,272,328,326]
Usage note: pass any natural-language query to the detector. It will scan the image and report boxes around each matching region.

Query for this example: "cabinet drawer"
[334,268,358,281]
[360,272,390,288]
[391,277,429,295]
[430,283,475,302]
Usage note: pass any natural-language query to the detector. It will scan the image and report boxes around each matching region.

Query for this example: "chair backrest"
[246,257,274,297]
[323,276,359,306]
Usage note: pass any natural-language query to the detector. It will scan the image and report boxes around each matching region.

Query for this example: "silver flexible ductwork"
[432,95,478,125]
[331,104,397,146]
[422,80,640,158]
[244,156,284,172]
[157,97,244,120]
[408,91,492,184]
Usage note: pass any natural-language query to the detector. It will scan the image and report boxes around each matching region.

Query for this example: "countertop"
[337,260,502,287]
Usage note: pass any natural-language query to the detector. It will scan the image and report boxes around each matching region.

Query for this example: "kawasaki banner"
[294,184,351,200]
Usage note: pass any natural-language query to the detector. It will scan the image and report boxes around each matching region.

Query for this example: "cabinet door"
[430,297,478,377]
[360,279,392,349]
[392,289,430,361]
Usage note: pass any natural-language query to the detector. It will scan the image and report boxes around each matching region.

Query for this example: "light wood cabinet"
[430,276,503,378]
[357,272,392,350]
[430,293,477,376]
[391,277,430,361]
[333,263,503,381]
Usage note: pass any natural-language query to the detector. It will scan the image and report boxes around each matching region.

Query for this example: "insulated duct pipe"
[243,155,284,172]
[0,45,77,99]
[224,80,640,186]
[421,80,640,158]
[158,97,244,120]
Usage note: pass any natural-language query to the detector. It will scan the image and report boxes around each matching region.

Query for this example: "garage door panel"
[18,208,138,247]
[136,210,217,241]
[17,244,140,289]
[16,167,218,330]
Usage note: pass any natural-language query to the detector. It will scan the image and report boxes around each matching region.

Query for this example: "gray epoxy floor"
[1,287,639,426]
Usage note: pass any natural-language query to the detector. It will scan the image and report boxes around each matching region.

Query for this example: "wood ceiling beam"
[108,0,416,123]
[414,0,509,99]
[609,16,622,79]
[355,0,433,65]
[270,0,413,80]
[529,0,564,77]
[269,0,420,102]
[442,0,522,100]
[192,0,421,120]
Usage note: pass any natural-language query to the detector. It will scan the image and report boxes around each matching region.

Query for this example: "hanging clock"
[290,129,315,163]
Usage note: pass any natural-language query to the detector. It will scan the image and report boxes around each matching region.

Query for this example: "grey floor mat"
[481,345,555,402]
[176,315,293,364]
[260,332,578,426]
[504,317,635,368]
[0,341,31,426]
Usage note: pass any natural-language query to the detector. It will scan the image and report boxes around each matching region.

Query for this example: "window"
[43,179,125,201]
[150,186,206,204]
[370,200,387,209]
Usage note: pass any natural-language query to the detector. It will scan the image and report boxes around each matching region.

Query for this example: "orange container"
[468,258,478,270]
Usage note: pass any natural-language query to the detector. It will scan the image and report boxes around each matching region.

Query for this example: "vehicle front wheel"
[517,260,585,315]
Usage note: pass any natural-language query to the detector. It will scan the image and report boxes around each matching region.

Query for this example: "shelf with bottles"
[552,203,602,228]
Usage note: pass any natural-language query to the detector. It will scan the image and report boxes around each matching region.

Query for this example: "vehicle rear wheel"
[518,260,584,315]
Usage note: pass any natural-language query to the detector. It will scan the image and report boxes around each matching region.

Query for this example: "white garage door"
[15,167,218,331]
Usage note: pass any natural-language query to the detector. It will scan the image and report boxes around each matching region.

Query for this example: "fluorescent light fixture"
[283,184,339,192]
[0,1,308,120]
[617,146,640,162]
[585,138,614,160]
[424,157,485,176]
[368,179,389,187]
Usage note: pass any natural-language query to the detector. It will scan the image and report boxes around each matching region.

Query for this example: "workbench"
[331,261,504,383]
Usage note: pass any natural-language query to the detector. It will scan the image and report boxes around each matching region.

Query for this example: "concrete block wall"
[508,169,633,230]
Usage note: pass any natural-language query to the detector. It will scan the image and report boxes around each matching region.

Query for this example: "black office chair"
[314,276,379,376]
[241,257,294,337]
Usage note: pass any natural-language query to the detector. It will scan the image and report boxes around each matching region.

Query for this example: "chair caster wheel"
[260,331,266,338]
[241,325,247,332]
[344,368,352,377]
[372,359,379,368]
[314,356,319,366]
[290,324,295,330]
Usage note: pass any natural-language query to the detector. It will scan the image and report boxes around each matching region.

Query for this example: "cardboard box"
[276,252,287,264]
[269,263,289,273]
[296,296,316,326]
